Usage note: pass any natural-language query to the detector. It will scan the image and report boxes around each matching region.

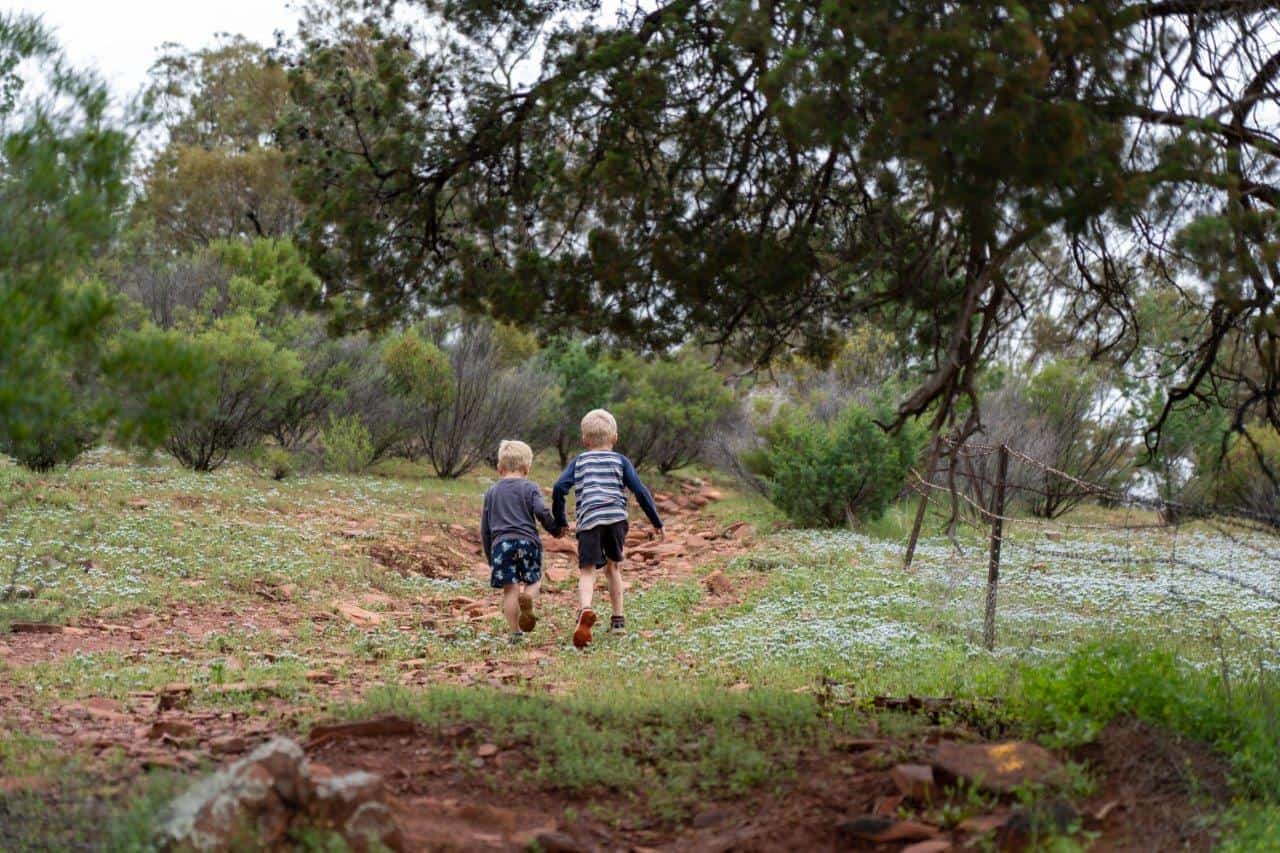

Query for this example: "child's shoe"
[508,632,525,646]
[609,615,626,635]
[517,594,537,633]
[572,608,597,649]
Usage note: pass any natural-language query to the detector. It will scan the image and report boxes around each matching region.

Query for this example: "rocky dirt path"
[0,479,758,776]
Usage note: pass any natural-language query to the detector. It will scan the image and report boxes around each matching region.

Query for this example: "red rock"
[838,816,940,844]
[336,601,383,627]
[544,537,578,556]
[84,697,129,722]
[307,715,416,746]
[902,841,952,853]
[703,570,733,596]
[891,763,936,801]
[957,813,1009,834]
[209,735,248,755]
[932,741,1065,794]
[874,794,903,816]
[148,719,197,740]
[9,622,62,634]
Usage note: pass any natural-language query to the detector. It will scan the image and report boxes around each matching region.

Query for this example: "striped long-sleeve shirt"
[551,450,663,533]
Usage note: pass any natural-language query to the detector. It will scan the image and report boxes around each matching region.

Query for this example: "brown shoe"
[517,594,537,633]
[572,608,597,649]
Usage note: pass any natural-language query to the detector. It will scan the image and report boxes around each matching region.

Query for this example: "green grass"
[334,681,864,825]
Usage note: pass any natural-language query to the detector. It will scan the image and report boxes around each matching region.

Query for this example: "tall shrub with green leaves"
[747,402,923,527]
[164,315,304,471]
[1213,428,1280,523]
[0,14,197,468]
[541,338,616,465]
[610,354,737,473]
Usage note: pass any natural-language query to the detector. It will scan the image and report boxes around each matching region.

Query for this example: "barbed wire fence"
[899,437,1280,676]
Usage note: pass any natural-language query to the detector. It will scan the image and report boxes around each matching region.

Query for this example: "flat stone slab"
[931,740,1064,794]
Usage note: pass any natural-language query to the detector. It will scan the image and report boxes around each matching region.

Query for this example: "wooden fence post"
[983,443,1009,651]
[903,435,943,571]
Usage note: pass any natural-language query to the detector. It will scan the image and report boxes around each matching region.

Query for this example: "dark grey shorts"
[577,520,628,568]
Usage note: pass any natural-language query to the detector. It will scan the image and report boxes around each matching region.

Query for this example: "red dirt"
[1077,718,1233,851]
[0,480,762,763]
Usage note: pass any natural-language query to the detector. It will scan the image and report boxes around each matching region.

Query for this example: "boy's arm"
[480,491,493,562]
[551,458,576,532]
[621,456,663,530]
[527,483,559,535]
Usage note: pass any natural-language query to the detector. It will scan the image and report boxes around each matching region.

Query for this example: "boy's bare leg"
[517,580,540,633]
[501,584,521,633]
[573,568,598,648]
[577,567,596,610]
[604,561,624,617]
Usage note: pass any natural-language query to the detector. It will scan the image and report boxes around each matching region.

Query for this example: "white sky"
[12,1,304,98]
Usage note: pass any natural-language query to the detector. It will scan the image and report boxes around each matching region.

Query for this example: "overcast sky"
[13,1,304,98]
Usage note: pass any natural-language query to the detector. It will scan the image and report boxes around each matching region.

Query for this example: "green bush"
[163,315,304,471]
[540,337,617,465]
[321,413,374,473]
[1212,427,1280,520]
[256,445,297,480]
[610,353,737,473]
[747,402,922,527]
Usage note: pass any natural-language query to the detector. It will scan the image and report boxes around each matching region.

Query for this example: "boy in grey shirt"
[480,440,565,642]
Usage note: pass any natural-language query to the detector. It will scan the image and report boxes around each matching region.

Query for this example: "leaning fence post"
[984,443,1009,651]
[903,435,943,571]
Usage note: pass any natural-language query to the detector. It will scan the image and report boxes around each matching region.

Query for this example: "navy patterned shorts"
[489,537,543,589]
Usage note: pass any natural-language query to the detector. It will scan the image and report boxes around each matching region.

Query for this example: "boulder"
[158,736,402,852]
[891,763,937,801]
[837,816,939,844]
[932,740,1065,794]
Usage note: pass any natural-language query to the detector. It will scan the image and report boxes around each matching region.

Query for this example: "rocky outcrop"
[158,737,402,852]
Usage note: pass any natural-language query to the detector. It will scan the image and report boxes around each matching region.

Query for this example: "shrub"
[268,316,353,451]
[540,338,617,465]
[412,318,555,478]
[1212,427,1280,522]
[747,401,922,527]
[1020,359,1133,517]
[256,445,297,480]
[610,353,738,473]
[164,316,304,471]
[321,413,375,473]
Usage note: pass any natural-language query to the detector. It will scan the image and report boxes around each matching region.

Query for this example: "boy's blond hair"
[581,408,618,449]
[497,440,533,474]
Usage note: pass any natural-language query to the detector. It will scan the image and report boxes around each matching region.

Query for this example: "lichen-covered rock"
[158,736,402,852]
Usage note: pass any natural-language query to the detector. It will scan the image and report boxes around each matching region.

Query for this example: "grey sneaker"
[508,632,525,646]
[610,615,627,634]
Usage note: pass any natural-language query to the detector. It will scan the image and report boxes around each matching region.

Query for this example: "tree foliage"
[140,36,302,249]
[0,13,203,470]
[280,0,1280,456]
[539,338,617,465]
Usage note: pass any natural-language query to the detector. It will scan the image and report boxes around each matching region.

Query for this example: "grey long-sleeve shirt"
[480,477,560,561]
